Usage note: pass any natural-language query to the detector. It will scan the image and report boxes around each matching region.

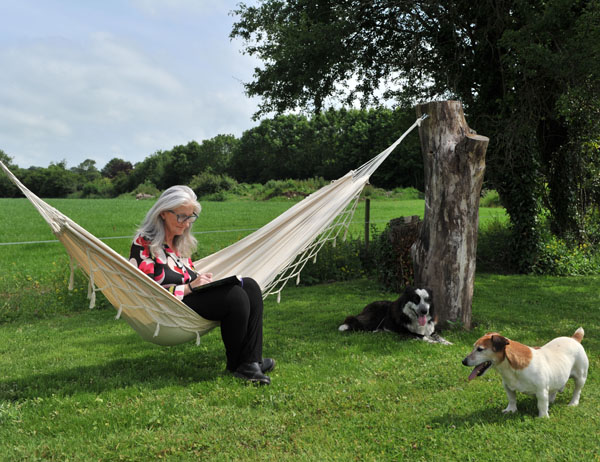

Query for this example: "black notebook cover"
[191,275,242,292]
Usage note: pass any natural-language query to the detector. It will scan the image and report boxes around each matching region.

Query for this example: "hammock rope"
[0,115,425,346]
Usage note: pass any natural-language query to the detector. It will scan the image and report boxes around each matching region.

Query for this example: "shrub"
[362,186,424,200]
[476,213,600,275]
[480,189,502,207]
[476,217,514,273]
[201,190,229,202]
[80,178,115,198]
[369,217,420,292]
[296,216,426,292]
[391,187,424,200]
[133,180,160,198]
[260,177,328,200]
[295,235,371,285]
[190,171,238,198]
[532,235,599,276]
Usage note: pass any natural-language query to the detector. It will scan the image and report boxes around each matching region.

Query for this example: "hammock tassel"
[196,331,201,346]
[277,291,281,303]
[88,288,96,309]
[86,248,96,309]
[115,307,123,320]
[154,323,160,337]
[332,238,337,248]
[87,275,96,309]
[68,256,76,291]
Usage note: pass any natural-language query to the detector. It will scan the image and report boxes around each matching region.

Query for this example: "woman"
[129,185,274,385]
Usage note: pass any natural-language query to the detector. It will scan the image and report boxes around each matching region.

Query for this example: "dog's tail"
[572,327,585,343]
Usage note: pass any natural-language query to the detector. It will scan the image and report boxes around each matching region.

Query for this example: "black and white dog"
[338,287,451,344]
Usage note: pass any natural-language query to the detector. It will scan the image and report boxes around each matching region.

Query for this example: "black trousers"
[183,277,264,371]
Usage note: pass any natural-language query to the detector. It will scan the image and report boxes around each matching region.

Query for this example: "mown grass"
[0,276,598,461]
[5,196,598,461]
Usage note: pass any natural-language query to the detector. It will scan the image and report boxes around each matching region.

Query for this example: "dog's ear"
[491,335,509,352]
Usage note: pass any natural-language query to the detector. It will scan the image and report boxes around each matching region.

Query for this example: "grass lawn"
[2,196,597,461]
[0,276,598,461]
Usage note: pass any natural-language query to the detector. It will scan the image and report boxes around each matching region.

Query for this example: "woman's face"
[160,203,196,240]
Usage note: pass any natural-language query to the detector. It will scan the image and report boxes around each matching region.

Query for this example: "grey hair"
[136,185,201,258]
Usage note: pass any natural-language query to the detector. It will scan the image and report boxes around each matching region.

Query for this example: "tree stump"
[411,101,488,329]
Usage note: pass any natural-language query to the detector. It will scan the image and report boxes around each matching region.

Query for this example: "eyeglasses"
[166,210,198,223]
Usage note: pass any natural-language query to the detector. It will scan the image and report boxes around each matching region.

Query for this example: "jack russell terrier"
[462,328,589,418]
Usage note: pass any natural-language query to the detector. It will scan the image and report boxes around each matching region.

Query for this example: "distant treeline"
[0,107,423,199]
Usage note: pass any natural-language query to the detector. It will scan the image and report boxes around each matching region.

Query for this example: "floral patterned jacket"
[129,234,198,300]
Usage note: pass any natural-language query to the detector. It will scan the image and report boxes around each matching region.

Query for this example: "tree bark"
[411,101,488,329]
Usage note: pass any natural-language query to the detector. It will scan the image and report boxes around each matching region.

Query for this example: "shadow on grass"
[0,346,226,402]
[432,406,530,428]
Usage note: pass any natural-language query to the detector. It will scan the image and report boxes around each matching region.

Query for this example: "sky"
[0,0,262,170]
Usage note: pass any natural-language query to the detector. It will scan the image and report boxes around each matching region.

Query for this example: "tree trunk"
[411,101,488,329]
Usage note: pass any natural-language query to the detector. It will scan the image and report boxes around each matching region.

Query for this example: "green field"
[2,197,598,461]
[0,196,507,321]
[0,195,505,264]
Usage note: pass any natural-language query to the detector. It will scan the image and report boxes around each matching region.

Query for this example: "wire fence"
[0,220,391,247]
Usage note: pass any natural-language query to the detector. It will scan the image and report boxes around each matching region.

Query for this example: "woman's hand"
[190,272,213,289]
[186,273,213,296]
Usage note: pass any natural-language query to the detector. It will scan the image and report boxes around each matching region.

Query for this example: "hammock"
[0,115,425,346]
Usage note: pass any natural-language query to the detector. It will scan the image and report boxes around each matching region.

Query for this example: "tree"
[21,161,77,198]
[0,150,20,197]
[194,135,240,175]
[232,0,600,271]
[101,158,133,179]
[229,107,422,187]
[71,159,101,182]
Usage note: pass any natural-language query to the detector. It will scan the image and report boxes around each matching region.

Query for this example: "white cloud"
[130,0,225,18]
[0,1,260,169]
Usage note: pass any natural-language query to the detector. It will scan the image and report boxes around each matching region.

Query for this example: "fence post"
[364,198,370,251]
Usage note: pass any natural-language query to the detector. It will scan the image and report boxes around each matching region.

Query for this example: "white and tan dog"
[462,328,589,417]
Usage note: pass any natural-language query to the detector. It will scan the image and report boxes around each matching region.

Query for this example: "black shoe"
[260,358,276,373]
[233,362,271,385]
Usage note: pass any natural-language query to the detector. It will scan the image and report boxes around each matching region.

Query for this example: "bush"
[476,217,514,273]
[391,187,424,200]
[480,189,502,207]
[297,216,425,292]
[190,171,238,198]
[133,180,160,198]
[362,185,424,200]
[369,218,420,292]
[476,213,600,275]
[201,190,229,202]
[295,235,371,285]
[532,235,599,276]
[259,177,328,200]
[78,177,115,198]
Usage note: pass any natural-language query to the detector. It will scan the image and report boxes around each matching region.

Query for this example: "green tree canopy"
[232,0,600,271]
[101,158,133,179]
[0,150,20,197]
[229,107,422,188]
[71,159,101,183]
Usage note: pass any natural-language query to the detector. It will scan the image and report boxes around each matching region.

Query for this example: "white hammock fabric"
[0,115,425,346]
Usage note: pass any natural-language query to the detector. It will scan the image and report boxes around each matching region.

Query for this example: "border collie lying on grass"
[338,287,451,344]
